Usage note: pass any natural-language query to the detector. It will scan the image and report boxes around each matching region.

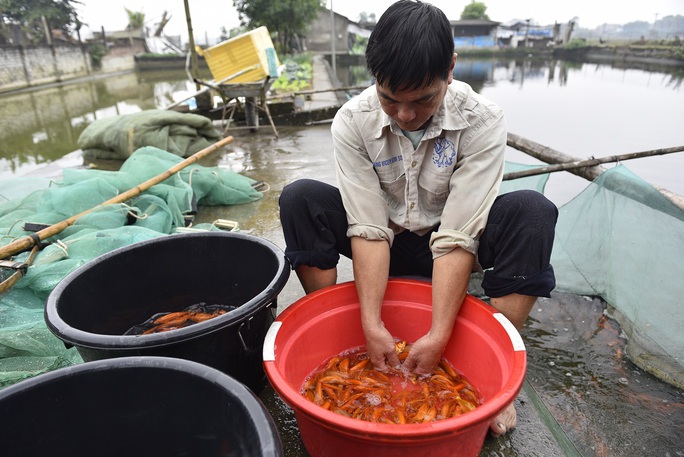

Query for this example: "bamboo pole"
[506,133,684,217]
[503,145,684,180]
[166,64,260,110]
[0,245,40,294]
[183,0,200,91]
[507,132,605,181]
[268,85,369,101]
[0,136,234,260]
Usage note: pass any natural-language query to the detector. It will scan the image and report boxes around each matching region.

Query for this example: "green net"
[77,109,223,160]
[551,165,684,387]
[0,146,262,386]
[1,156,682,390]
[500,162,550,195]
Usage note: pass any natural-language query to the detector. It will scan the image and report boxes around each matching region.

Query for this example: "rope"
[522,380,583,456]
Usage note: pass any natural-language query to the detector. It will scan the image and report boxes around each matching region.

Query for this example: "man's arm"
[402,246,474,375]
[400,91,506,374]
[351,236,401,372]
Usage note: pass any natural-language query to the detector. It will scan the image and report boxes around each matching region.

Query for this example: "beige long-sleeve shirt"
[331,80,506,259]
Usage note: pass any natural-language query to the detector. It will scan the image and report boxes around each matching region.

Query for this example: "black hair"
[366,0,454,92]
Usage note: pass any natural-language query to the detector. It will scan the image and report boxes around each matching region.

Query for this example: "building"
[497,19,572,48]
[450,19,500,48]
[305,8,372,55]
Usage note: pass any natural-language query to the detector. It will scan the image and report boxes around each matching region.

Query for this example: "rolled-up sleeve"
[430,103,506,258]
[332,106,395,245]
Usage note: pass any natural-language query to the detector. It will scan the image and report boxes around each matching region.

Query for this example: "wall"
[555,46,684,67]
[0,42,144,93]
[0,44,92,93]
[306,9,351,54]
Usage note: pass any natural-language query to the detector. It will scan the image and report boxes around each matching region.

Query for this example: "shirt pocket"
[377,172,406,209]
[418,166,451,218]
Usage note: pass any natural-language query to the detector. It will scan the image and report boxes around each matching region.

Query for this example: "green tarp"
[77,110,222,160]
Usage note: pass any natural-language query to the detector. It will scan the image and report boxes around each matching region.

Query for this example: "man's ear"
[448,53,458,83]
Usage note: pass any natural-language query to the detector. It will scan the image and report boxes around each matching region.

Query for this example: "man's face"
[375,54,456,132]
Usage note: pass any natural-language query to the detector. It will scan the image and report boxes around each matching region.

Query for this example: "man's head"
[366,1,456,131]
[366,0,455,93]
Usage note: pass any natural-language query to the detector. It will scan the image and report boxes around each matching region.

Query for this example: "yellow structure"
[196,26,280,84]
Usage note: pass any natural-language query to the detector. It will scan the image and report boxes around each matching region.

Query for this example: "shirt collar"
[371,82,471,140]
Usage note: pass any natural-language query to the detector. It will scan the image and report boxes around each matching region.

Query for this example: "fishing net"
[2,156,682,391]
[0,146,263,387]
[550,165,684,388]
[500,162,684,387]
[500,162,550,195]
[77,109,223,160]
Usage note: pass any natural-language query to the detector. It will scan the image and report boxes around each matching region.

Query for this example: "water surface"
[1,58,682,208]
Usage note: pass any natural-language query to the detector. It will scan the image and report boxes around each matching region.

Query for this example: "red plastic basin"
[263,279,527,457]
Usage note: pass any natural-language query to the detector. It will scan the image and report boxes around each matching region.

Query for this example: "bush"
[88,43,106,69]
[565,39,588,50]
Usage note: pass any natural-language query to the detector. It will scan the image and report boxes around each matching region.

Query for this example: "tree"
[232,0,324,54]
[357,11,376,24]
[219,25,248,41]
[657,15,684,38]
[125,8,145,31]
[622,20,651,39]
[153,10,171,37]
[0,0,82,44]
[460,1,489,21]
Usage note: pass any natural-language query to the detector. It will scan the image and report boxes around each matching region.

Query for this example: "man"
[279,0,557,436]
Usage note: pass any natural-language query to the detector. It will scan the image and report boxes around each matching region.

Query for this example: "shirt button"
[411,161,417,168]
[410,202,415,209]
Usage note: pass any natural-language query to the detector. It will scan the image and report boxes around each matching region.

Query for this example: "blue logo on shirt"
[433,138,456,168]
[374,155,403,167]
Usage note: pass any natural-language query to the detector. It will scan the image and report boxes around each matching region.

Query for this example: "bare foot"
[490,402,517,437]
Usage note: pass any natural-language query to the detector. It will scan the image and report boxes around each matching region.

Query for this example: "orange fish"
[301,341,482,424]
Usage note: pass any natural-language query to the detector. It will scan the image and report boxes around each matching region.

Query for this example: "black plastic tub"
[45,232,290,394]
[0,356,283,456]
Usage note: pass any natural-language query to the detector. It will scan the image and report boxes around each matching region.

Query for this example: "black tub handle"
[267,300,278,319]
[237,317,254,351]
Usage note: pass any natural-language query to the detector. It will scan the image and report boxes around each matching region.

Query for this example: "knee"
[494,191,558,244]
[280,179,319,207]
[508,190,558,224]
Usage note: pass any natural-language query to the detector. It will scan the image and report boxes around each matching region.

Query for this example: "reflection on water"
[1,58,683,198]
[0,70,209,179]
[342,56,684,94]
[1,68,682,452]
[523,293,684,456]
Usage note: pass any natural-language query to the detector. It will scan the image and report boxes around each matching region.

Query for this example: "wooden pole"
[0,136,234,260]
[183,0,201,91]
[503,145,684,180]
[506,133,684,217]
[0,245,40,294]
[507,132,605,181]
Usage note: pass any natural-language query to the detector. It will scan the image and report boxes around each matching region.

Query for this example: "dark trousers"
[279,179,558,298]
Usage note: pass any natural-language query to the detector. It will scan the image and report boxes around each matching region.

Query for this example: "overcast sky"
[75,0,684,44]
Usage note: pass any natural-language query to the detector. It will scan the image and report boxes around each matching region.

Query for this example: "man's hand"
[363,323,401,372]
[351,236,397,371]
[400,331,447,375]
[402,248,475,375]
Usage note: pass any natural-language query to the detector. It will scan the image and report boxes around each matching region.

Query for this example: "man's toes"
[489,403,517,437]
[489,419,508,437]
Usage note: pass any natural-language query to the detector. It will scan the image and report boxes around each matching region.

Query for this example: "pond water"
[1,57,682,456]
[1,57,683,208]
[337,56,684,206]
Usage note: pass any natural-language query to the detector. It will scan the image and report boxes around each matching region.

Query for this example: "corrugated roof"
[450,19,501,26]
